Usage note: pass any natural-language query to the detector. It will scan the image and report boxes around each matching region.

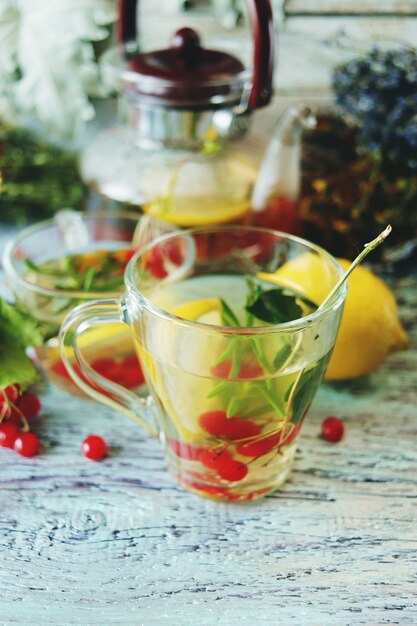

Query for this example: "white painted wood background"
[0,226,416,625]
[137,0,417,96]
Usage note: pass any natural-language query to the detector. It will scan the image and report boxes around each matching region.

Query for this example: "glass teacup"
[3,210,168,395]
[59,226,346,501]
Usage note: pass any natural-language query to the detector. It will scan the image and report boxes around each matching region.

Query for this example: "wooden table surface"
[0,227,416,626]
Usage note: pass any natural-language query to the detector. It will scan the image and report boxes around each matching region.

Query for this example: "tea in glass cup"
[60,227,346,500]
[2,211,168,394]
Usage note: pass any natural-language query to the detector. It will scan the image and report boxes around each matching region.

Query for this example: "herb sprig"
[23,248,130,294]
[208,279,309,418]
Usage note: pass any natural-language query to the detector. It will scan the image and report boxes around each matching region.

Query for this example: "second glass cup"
[59,226,346,501]
[2,210,170,395]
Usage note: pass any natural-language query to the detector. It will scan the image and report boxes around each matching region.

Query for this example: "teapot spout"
[250,106,316,232]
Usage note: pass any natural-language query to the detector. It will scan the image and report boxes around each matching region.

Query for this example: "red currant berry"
[8,405,23,426]
[81,434,107,461]
[14,432,40,457]
[16,393,41,420]
[91,358,116,376]
[0,422,20,448]
[321,416,344,443]
[210,360,232,379]
[199,411,261,441]
[0,402,11,420]
[279,423,302,446]
[168,439,202,461]
[211,359,263,380]
[146,247,168,279]
[199,448,233,470]
[164,240,183,266]
[237,432,281,457]
[4,384,21,403]
[217,459,248,482]
[122,248,137,265]
[50,358,71,378]
[236,361,263,380]
[120,355,145,387]
[103,364,124,384]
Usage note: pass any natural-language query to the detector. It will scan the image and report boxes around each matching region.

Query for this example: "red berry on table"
[321,416,344,443]
[4,384,21,403]
[16,393,41,420]
[14,432,40,457]
[0,401,12,421]
[0,422,20,448]
[81,434,107,461]
[8,405,23,426]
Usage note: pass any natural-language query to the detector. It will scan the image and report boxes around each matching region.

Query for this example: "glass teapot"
[81,0,275,227]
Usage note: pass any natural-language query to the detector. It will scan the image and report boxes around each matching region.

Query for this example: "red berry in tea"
[199,411,260,440]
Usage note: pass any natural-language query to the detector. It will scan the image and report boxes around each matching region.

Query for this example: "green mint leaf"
[0,340,40,390]
[257,382,285,416]
[226,396,241,418]
[245,287,303,324]
[290,359,328,424]
[273,343,293,370]
[0,298,44,391]
[206,381,230,399]
[0,298,44,350]
[219,298,241,327]
[83,267,96,292]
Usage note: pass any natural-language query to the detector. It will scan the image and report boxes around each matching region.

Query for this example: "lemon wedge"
[257,252,335,306]
[172,298,221,324]
[137,298,223,443]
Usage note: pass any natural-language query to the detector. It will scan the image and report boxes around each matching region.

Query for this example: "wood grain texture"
[285,0,417,15]
[0,266,416,625]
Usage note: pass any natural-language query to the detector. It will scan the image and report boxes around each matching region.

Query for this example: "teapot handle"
[116,0,275,109]
[116,0,138,52]
[246,0,275,109]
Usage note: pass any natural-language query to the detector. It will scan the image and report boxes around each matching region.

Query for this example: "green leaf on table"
[0,340,40,390]
[0,298,44,390]
[0,299,44,350]
[245,287,303,324]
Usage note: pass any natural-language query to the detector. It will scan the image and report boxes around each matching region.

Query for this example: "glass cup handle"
[59,297,158,439]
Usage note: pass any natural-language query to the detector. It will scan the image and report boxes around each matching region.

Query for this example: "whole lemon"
[325,259,407,380]
[260,254,407,380]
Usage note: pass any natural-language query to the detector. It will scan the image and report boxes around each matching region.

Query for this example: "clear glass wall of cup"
[59,226,346,501]
[2,210,169,395]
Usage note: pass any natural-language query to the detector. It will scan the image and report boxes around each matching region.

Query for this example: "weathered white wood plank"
[285,0,417,14]
[275,16,417,95]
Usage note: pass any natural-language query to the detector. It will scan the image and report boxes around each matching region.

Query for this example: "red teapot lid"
[117,0,274,111]
[124,28,246,108]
